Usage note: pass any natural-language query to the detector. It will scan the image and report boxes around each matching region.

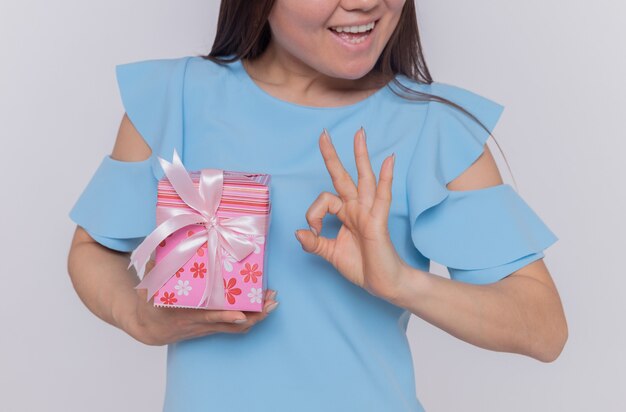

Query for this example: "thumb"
[295,229,332,260]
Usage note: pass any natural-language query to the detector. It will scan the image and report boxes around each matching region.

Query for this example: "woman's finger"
[295,228,335,261]
[202,292,279,334]
[201,309,250,324]
[304,191,344,236]
[370,154,395,221]
[184,288,276,324]
[318,129,358,201]
[184,320,248,340]
[353,127,377,207]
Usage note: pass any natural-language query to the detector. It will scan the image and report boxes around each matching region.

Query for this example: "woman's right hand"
[121,259,279,346]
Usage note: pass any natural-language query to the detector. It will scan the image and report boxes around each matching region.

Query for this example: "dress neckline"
[231,58,393,112]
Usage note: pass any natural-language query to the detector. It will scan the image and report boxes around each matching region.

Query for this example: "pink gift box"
[151,169,271,312]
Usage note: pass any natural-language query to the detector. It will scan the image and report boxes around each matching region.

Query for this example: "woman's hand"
[295,127,408,302]
[120,260,279,346]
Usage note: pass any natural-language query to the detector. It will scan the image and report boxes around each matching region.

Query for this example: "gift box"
[129,149,271,312]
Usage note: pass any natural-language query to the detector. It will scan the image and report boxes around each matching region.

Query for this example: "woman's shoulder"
[393,75,499,107]
[115,54,235,83]
[390,75,505,142]
[186,55,238,78]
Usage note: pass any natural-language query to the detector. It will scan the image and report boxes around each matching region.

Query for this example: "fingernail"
[360,126,366,141]
[266,301,279,313]
[269,290,277,300]
[309,225,318,236]
[322,128,331,142]
[233,317,247,324]
[294,230,301,242]
[392,152,396,164]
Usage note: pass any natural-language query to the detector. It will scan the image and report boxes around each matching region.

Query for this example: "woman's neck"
[241,44,390,108]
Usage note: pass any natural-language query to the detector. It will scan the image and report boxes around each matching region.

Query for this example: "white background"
[1,0,624,410]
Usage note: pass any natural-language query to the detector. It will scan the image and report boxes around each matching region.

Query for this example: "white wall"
[1,0,623,410]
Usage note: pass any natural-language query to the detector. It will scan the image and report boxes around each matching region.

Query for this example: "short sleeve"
[68,56,192,252]
[406,82,558,284]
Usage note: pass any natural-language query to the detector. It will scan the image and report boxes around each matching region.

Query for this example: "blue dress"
[68,55,558,411]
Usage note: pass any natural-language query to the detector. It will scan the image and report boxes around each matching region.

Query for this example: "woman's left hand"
[295,127,408,301]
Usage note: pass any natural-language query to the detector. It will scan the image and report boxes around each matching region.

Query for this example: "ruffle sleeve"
[406,82,558,284]
[68,56,192,252]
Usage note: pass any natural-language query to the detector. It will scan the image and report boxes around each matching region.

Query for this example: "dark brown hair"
[199,0,516,188]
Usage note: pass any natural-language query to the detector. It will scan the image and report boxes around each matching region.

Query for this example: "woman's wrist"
[383,262,430,309]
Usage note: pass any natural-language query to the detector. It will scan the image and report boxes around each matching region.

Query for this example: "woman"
[67,0,568,410]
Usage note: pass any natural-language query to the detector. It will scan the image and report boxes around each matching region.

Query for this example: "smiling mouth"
[328,19,380,44]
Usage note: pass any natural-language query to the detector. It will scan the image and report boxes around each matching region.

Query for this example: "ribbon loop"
[129,149,266,308]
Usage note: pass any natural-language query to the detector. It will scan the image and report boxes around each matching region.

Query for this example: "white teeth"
[345,35,367,44]
[330,21,375,33]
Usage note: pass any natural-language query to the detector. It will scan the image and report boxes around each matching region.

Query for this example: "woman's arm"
[389,258,567,362]
[67,114,154,332]
[67,227,145,332]
[388,146,568,362]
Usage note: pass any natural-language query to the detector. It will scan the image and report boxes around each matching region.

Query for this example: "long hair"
[199,0,516,188]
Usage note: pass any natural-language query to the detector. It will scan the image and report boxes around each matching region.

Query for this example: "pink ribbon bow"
[129,149,267,308]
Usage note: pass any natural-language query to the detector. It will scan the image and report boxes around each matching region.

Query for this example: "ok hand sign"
[295,127,408,302]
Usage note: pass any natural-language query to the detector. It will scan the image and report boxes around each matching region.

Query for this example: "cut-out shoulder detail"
[114,56,192,180]
[110,113,153,162]
[406,82,558,284]
[446,144,503,192]
[68,56,193,251]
